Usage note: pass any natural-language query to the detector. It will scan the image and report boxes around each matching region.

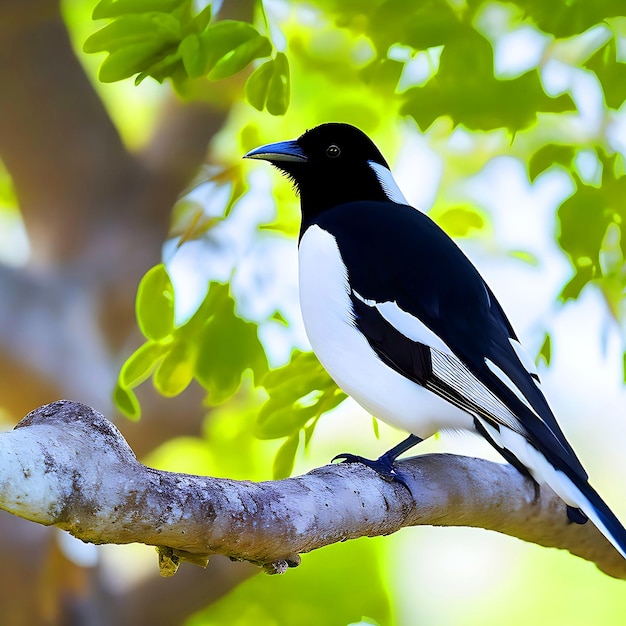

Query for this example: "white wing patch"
[351,291,535,436]
[352,292,452,355]
[429,349,525,435]
[484,358,540,417]
[368,161,409,205]
[509,338,540,383]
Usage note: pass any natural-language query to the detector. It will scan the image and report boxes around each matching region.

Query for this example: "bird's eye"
[326,144,341,159]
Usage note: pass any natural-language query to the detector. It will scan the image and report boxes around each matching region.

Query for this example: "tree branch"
[1,401,623,579]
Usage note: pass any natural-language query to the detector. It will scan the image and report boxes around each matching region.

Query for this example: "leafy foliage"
[256,351,347,478]
[116,268,269,418]
[85,0,274,91]
[402,29,575,132]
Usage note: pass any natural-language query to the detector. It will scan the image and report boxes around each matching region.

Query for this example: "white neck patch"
[368,160,409,205]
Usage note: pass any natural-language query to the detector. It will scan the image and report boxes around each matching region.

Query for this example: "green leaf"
[273,433,300,479]
[119,341,168,388]
[92,0,185,20]
[113,383,141,420]
[536,333,552,367]
[519,0,626,38]
[360,58,404,90]
[198,20,263,73]
[84,13,180,53]
[557,181,610,278]
[189,3,213,33]
[135,264,176,341]
[559,265,595,301]
[270,310,289,326]
[179,33,205,78]
[153,340,196,396]
[208,35,272,81]
[586,38,626,109]
[256,403,318,440]
[266,52,290,115]
[510,249,540,265]
[98,41,171,82]
[245,59,274,110]
[528,144,576,181]
[135,48,182,84]
[194,283,268,404]
[372,416,380,440]
[261,351,334,397]
[434,206,486,237]
[256,351,346,441]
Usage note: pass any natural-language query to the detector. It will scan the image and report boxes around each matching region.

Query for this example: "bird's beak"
[244,139,308,163]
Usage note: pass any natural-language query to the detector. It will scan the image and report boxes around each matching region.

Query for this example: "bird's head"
[244,123,407,225]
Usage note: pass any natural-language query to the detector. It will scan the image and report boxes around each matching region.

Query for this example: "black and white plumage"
[245,122,626,559]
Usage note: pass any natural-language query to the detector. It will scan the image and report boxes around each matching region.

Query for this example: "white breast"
[298,224,473,439]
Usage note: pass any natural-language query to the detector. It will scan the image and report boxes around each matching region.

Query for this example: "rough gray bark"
[2,400,624,580]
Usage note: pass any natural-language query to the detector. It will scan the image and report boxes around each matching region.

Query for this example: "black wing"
[314,200,587,480]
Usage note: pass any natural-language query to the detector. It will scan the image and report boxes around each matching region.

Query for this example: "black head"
[245,123,406,226]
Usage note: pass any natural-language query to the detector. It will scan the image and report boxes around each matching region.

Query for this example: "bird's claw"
[331,452,408,488]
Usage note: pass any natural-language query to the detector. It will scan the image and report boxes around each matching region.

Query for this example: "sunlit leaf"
[536,333,552,367]
[92,0,184,20]
[256,351,346,442]
[208,35,272,81]
[559,264,595,301]
[188,3,213,33]
[434,206,486,237]
[135,48,182,84]
[136,263,175,341]
[528,144,576,181]
[84,13,179,53]
[557,180,611,287]
[372,416,380,440]
[197,20,265,76]
[119,341,168,388]
[179,33,205,78]
[245,59,274,110]
[587,38,626,109]
[270,310,289,326]
[98,41,171,81]
[113,383,141,420]
[194,283,269,404]
[518,0,625,37]
[256,403,318,440]
[266,52,290,115]
[508,249,539,266]
[360,58,403,90]
[154,340,196,396]
[273,433,300,479]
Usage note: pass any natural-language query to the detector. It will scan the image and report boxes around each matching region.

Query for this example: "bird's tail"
[550,467,626,560]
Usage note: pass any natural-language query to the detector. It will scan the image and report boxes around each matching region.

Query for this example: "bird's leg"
[332,434,423,487]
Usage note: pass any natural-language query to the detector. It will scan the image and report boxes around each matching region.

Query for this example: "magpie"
[245,122,626,559]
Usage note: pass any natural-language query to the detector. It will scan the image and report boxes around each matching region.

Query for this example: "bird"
[244,122,626,559]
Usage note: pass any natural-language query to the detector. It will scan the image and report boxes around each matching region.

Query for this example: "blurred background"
[1,0,626,624]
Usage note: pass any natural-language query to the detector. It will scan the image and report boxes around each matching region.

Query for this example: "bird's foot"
[332,452,411,491]
[566,505,588,525]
